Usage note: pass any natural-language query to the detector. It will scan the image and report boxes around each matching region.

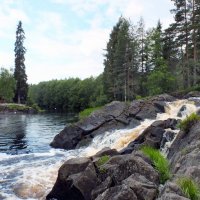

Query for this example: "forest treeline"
[1,0,200,112]
[28,76,107,112]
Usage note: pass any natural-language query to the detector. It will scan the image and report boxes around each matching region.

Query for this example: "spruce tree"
[14,21,28,104]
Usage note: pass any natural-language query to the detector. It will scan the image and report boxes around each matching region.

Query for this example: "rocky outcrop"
[167,121,200,184]
[47,92,200,200]
[48,119,200,200]
[120,118,178,154]
[50,94,176,150]
[155,121,200,199]
[47,149,160,200]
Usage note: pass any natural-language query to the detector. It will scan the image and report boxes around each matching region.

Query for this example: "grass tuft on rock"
[141,146,171,184]
[96,155,110,167]
[178,113,200,133]
[79,107,102,120]
[178,177,200,200]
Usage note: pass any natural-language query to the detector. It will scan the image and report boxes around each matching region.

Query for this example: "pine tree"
[171,0,191,88]
[14,21,28,104]
[103,17,123,101]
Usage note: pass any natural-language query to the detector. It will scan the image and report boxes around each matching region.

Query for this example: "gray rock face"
[95,184,138,200]
[50,94,176,150]
[50,125,83,149]
[46,157,98,200]
[122,174,158,200]
[47,150,160,200]
[157,121,200,199]
[47,93,200,200]
[120,118,178,154]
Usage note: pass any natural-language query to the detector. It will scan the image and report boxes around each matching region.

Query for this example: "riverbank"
[47,92,200,200]
[0,103,39,114]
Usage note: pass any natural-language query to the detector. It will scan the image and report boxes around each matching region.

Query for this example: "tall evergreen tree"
[103,17,139,101]
[14,21,28,104]
[171,0,191,88]
[103,17,123,101]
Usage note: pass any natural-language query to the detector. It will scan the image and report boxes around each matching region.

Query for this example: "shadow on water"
[0,113,78,155]
[0,114,28,154]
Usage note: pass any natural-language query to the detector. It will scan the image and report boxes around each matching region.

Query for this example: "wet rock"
[119,125,165,154]
[75,136,93,149]
[160,131,176,149]
[161,121,200,199]
[95,184,137,200]
[159,182,185,197]
[120,118,178,154]
[92,147,119,159]
[90,119,127,138]
[91,176,114,199]
[50,125,83,149]
[154,101,166,113]
[101,153,159,184]
[184,91,200,98]
[77,101,127,133]
[48,145,162,200]
[150,94,176,102]
[158,182,189,200]
[177,105,187,117]
[46,157,98,200]
[151,118,178,130]
[122,173,158,200]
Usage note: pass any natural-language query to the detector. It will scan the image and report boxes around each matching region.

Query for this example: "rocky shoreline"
[50,94,176,150]
[47,92,200,200]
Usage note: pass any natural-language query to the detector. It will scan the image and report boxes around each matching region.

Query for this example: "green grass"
[7,104,31,111]
[178,113,200,133]
[141,146,171,184]
[96,155,110,167]
[0,103,43,113]
[178,177,200,200]
[79,106,102,120]
[96,155,110,174]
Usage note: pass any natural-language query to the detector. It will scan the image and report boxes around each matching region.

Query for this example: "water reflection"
[0,113,77,155]
[0,114,28,154]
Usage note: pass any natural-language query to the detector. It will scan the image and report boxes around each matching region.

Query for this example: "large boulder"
[77,101,127,133]
[122,173,158,200]
[50,125,83,149]
[51,101,129,149]
[46,157,98,200]
[47,150,160,200]
[97,153,159,185]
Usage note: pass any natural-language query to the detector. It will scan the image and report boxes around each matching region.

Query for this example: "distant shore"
[0,103,39,114]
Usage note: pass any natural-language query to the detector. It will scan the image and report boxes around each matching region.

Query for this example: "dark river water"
[0,113,79,200]
[0,113,77,155]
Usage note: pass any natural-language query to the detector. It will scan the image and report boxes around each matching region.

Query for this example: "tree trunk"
[17,94,21,104]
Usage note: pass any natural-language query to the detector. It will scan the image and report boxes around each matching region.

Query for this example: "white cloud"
[0,0,174,84]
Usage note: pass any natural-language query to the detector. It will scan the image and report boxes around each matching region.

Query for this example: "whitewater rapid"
[0,98,199,199]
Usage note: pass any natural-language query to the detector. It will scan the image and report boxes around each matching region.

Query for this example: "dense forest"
[1,0,200,113]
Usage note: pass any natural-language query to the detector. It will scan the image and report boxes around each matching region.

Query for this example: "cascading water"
[0,99,199,200]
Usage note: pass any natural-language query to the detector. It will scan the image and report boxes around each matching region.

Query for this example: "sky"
[0,0,175,84]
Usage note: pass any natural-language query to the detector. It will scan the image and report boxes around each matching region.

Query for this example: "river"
[0,99,199,199]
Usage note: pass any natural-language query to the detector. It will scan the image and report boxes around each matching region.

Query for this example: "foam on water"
[0,99,200,199]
